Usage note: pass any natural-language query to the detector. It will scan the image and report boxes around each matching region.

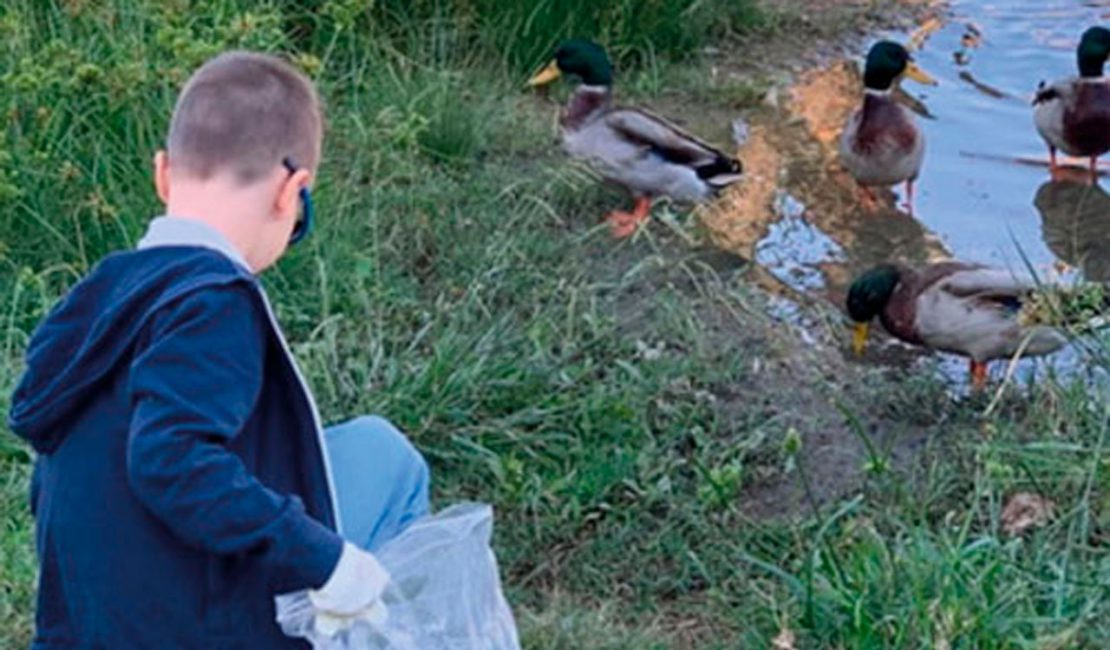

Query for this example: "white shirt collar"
[136,216,252,273]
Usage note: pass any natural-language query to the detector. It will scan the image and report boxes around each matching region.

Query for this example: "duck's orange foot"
[1052,164,1095,185]
[1047,147,1071,182]
[606,211,642,238]
[857,186,881,214]
[605,197,652,239]
[970,360,989,392]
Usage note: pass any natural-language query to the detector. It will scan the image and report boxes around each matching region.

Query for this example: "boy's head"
[154,51,323,272]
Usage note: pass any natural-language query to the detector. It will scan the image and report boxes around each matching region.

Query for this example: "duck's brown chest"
[880,280,924,345]
[853,95,918,155]
[561,88,611,130]
[1063,83,1110,156]
[879,263,976,346]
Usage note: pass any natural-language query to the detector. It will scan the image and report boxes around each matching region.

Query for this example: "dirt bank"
[590,0,956,520]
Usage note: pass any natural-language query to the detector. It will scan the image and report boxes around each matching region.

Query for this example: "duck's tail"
[696,155,744,192]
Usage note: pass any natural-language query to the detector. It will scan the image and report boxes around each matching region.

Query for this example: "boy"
[8,51,430,648]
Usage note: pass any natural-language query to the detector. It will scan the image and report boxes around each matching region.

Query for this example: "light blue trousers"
[323,416,430,551]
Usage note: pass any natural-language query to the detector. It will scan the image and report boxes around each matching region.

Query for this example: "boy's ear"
[153,151,171,204]
[275,168,311,223]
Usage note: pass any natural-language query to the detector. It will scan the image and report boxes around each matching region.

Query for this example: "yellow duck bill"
[528,60,562,87]
[905,62,938,86]
[852,323,871,356]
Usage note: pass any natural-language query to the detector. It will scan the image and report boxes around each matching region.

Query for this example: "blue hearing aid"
[282,157,314,245]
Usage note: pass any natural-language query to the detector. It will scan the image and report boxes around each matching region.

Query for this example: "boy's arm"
[126,283,341,592]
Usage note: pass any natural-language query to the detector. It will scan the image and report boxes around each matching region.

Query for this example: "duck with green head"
[839,41,937,216]
[847,262,1067,389]
[528,39,743,238]
[1034,26,1110,182]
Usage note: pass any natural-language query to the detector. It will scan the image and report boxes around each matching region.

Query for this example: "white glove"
[308,542,391,637]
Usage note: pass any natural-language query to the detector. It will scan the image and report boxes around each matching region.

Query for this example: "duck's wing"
[1034,78,1074,106]
[604,107,742,179]
[1033,79,1075,152]
[1034,80,1061,105]
[939,267,1040,313]
[917,266,1065,360]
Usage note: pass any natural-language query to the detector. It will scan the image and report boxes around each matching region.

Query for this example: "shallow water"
[742,0,1110,385]
[903,0,1110,277]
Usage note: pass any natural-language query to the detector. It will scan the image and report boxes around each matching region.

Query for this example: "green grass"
[3,1,1110,649]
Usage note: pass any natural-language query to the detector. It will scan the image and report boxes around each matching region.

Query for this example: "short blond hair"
[167,51,322,183]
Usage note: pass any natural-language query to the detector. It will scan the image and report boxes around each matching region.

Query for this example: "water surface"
[738,0,1110,384]
[896,0,1110,277]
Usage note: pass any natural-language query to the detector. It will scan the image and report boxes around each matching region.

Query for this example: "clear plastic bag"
[276,503,521,650]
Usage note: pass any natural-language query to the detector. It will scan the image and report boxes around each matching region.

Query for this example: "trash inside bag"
[276,503,521,650]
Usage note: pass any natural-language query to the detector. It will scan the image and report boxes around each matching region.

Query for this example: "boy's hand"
[308,543,391,636]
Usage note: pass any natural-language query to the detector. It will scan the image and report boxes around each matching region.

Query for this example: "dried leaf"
[1001,492,1056,536]
[772,627,797,650]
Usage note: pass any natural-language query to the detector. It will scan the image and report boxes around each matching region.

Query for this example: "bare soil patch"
[587,0,956,519]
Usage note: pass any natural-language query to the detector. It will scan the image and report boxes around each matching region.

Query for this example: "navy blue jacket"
[9,245,344,649]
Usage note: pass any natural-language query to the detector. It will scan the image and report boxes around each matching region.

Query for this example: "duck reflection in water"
[1035,171,1110,282]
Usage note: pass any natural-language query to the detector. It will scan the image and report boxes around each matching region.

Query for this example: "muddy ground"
[582,0,956,518]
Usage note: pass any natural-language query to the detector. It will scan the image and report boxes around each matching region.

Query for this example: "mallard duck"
[1034,26,1110,181]
[839,41,937,216]
[847,263,1067,389]
[528,39,743,238]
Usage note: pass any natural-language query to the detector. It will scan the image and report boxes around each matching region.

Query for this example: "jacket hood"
[9,218,254,453]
